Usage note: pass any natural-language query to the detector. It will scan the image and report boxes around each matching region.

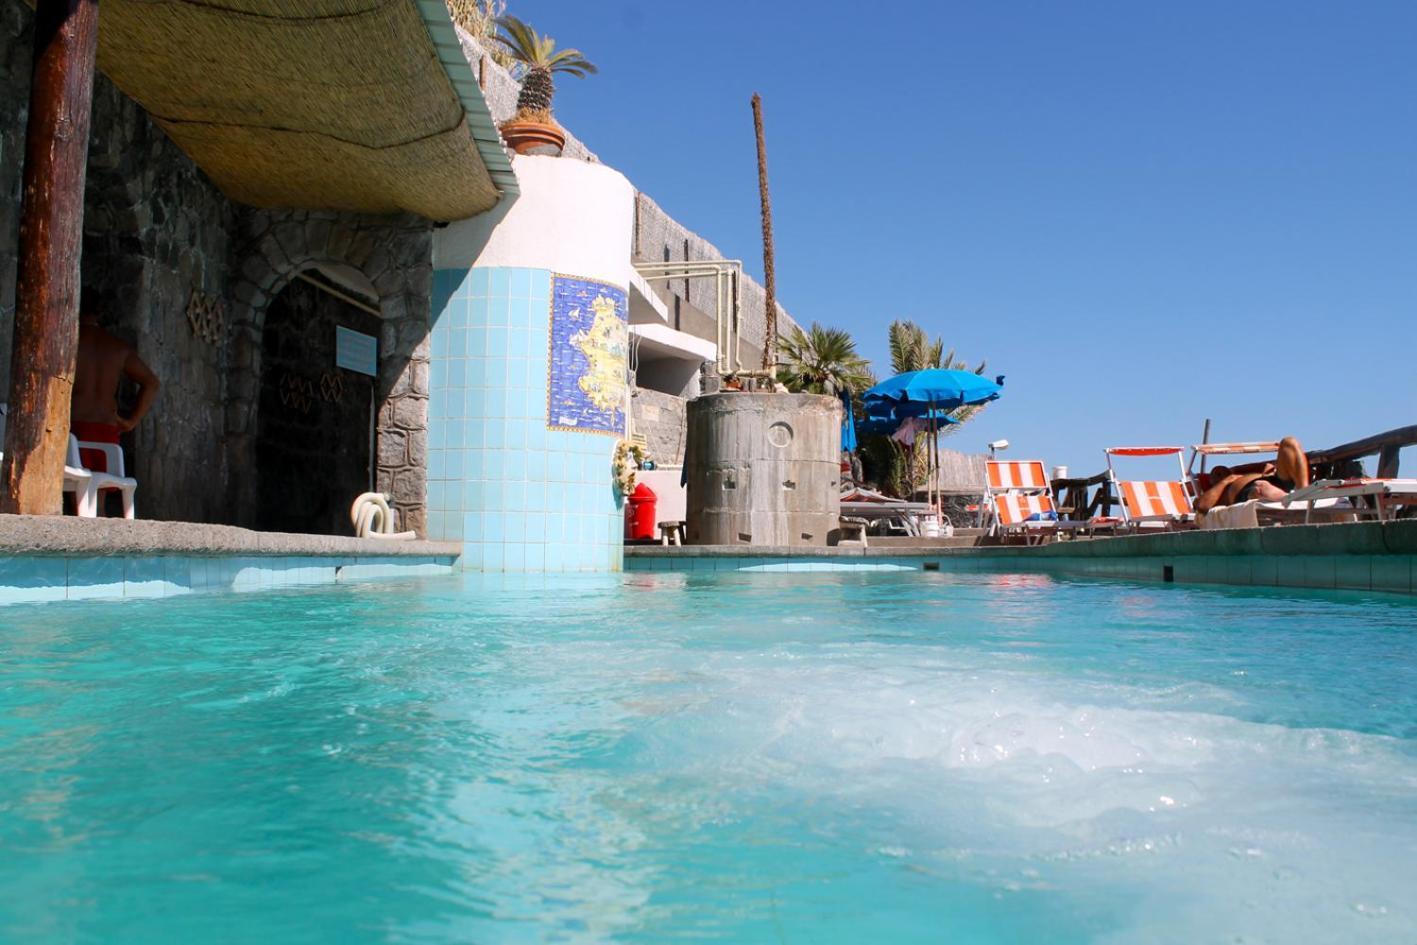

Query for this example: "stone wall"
[2,4,433,533]
[631,387,688,466]
[80,67,239,525]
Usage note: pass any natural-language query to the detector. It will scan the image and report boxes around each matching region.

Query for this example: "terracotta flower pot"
[499,118,566,156]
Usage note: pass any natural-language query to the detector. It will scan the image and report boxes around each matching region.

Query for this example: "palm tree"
[887,320,986,376]
[777,323,873,396]
[492,15,597,121]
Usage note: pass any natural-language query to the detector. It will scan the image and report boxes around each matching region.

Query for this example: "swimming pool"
[2,571,1414,943]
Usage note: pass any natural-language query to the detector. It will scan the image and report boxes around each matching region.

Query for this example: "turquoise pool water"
[2,572,1414,944]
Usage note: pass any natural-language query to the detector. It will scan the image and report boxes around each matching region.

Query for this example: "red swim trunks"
[70,421,121,472]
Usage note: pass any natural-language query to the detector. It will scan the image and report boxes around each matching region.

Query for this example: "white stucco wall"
[434,155,634,287]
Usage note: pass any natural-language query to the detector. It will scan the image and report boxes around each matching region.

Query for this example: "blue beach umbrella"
[857,404,958,437]
[863,369,1004,409]
[862,370,1004,510]
[840,392,858,453]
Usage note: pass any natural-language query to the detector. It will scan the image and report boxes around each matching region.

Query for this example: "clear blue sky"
[524,0,1417,475]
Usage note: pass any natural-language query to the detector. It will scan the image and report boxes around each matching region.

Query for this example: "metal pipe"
[634,259,744,375]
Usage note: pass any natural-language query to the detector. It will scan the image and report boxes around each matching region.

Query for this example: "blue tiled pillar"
[426,266,625,572]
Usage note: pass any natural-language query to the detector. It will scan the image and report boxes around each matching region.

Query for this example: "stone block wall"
[80,68,239,525]
[631,388,688,466]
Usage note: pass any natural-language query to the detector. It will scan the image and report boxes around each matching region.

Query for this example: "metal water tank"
[684,392,840,546]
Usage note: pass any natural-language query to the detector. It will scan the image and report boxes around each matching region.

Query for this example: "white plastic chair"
[0,412,101,517]
[70,435,137,518]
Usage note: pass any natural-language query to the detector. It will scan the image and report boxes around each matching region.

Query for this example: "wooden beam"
[0,0,100,515]
[1308,424,1417,471]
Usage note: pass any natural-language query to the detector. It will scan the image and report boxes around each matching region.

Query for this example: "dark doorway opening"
[255,274,381,535]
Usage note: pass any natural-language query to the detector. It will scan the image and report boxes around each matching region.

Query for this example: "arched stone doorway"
[253,268,382,535]
[224,210,434,535]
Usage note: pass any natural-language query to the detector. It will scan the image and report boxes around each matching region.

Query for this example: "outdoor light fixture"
[988,439,1009,458]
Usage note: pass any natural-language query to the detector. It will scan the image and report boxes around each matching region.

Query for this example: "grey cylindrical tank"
[685,392,841,546]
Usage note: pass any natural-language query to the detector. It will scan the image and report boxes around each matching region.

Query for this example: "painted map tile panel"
[547,275,627,435]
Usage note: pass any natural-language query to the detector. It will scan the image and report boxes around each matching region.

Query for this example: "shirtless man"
[70,298,160,469]
[1195,437,1310,513]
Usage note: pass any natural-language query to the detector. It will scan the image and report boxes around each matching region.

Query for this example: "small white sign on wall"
[335,326,378,376]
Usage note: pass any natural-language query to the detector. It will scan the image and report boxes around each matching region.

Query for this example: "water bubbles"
[1352,902,1390,918]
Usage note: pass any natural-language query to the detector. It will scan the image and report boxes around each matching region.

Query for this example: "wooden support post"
[1377,444,1401,479]
[751,93,776,374]
[0,0,100,515]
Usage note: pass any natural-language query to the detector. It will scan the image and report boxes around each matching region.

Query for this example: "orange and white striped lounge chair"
[1104,447,1195,529]
[1283,478,1417,523]
[985,459,1059,540]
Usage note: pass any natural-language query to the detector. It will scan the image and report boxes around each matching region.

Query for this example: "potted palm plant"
[492,15,597,156]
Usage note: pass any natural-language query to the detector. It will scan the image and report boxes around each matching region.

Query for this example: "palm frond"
[547,49,599,74]
[777,322,872,396]
[492,15,539,60]
[494,15,597,76]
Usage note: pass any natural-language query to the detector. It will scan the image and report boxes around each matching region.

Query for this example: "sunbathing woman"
[1195,437,1311,513]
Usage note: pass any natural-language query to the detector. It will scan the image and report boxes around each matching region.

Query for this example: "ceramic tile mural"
[547,275,628,436]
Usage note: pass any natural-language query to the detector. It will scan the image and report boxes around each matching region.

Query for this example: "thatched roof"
[92,0,515,220]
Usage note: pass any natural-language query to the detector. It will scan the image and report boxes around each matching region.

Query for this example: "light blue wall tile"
[511,268,533,298]
[1334,556,1372,591]
[1371,556,1410,593]
[1302,556,1337,589]
[427,266,624,570]
[68,556,125,600]
[165,555,195,592]
[489,268,510,297]
[123,557,174,598]
[0,557,68,603]
[1251,556,1279,587]
[1275,556,1305,588]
